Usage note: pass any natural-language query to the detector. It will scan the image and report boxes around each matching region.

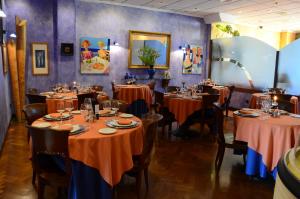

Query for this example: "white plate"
[71,110,81,114]
[290,113,300,118]
[119,113,134,118]
[98,128,117,134]
[106,120,138,129]
[233,110,260,117]
[32,122,51,128]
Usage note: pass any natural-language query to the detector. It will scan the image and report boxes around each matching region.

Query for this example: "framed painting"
[31,42,49,75]
[2,43,8,74]
[182,45,203,74]
[128,30,171,69]
[80,37,110,74]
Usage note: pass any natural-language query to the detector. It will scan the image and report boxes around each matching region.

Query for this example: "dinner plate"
[43,113,72,121]
[71,110,81,114]
[233,110,260,117]
[119,113,134,118]
[51,124,85,135]
[289,113,300,118]
[99,111,116,117]
[98,128,117,134]
[32,122,51,128]
[106,120,138,129]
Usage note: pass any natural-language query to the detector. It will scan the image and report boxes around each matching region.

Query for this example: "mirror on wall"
[128,30,171,69]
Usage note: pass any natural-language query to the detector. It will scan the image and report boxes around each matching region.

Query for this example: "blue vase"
[147,66,155,79]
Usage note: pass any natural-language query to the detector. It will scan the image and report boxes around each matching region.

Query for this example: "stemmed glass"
[102,101,112,111]
[65,100,74,122]
[111,100,119,116]
[56,101,65,125]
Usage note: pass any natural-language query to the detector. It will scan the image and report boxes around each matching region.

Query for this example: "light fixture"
[113,41,119,46]
[9,33,16,38]
[0,9,6,18]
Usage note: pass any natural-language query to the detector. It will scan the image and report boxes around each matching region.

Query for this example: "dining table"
[249,93,299,114]
[212,86,229,104]
[115,84,152,117]
[32,113,144,198]
[234,110,300,179]
[42,91,109,113]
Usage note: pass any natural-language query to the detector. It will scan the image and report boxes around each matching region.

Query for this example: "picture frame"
[182,44,203,75]
[128,30,171,69]
[2,43,8,74]
[31,42,49,75]
[61,43,74,56]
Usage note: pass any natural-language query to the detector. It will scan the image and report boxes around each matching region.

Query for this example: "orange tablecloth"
[164,95,202,125]
[213,86,229,104]
[249,93,299,114]
[46,93,78,114]
[33,114,144,186]
[116,85,152,108]
[234,113,300,171]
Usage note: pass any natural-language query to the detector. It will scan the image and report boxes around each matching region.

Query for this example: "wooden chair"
[125,114,163,199]
[111,82,119,99]
[77,92,96,109]
[26,94,46,104]
[153,91,176,135]
[277,99,293,113]
[27,88,38,94]
[92,85,103,92]
[27,126,72,199]
[100,99,129,113]
[213,103,247,173]
[166,86,180,93]
[200,94,220,133]
[222,85,235,117]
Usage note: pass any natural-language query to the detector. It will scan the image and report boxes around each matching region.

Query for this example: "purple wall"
[75,2,209,94]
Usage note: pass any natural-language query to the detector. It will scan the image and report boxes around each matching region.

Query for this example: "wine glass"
[56,101,65,125]
[111,100,119,116]
[80,104,88,121]
[65,100,74,122]
[102,101,111,111]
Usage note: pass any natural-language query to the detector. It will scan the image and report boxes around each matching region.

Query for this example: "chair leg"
[242,153,246,166]
[37,178,45,199]
[32,169,36,185]
[215,145,225,173]
[144,167,149,191]
[136,171,142,199]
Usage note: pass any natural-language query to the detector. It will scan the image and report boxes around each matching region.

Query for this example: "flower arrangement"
[138,46,160,67]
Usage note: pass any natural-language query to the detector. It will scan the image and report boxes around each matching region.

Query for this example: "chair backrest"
[111,82,119,99]
[27,88,38,94]
[92,85,103,92]
[154,91,164,107]
[277,99,293,113]
[147,80,156,91]
[202,94,220,109]
[140,114,163,164]
[212,103,225,145]
[166,86,180,93]
[26,94,46,104]
[77,92,96,109]
[23,103,47,125]
[27,125,72,176]
[223,85,235,107]
[101,99,129,113]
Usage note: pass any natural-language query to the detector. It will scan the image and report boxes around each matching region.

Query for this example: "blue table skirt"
[52,157,112,199]
[127,99,148,118]
[246,147,277,179]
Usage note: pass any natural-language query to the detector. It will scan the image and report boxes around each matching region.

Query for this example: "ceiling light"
[0,9,6,18]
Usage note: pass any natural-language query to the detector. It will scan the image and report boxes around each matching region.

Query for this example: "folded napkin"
[117,119,132,125]
[99,110,111,115]
[49,113,61,118]
[239,109,254,115]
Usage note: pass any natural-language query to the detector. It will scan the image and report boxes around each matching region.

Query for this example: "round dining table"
[164,94,202,125]
[32,114,144,198]
[115,84,152,116]
[234,111,300,179]
[249,93,299,114]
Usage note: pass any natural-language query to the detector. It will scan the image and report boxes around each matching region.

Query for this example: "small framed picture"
[31,42,49,75]
[61,43,74,56]
[2,43,8,74]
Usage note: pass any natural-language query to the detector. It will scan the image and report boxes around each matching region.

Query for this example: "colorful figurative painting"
[182,45,203,74]
[80,37,110,74]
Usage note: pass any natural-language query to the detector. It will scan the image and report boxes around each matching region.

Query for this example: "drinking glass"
[56,101,65,125]
[80,104,88,121]
[102,101,112,111]
[111,100,119,116]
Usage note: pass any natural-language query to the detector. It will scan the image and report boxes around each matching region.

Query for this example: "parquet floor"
[0,116,274,199]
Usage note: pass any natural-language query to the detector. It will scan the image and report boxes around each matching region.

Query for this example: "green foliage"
[138,46,160,66]
[216,24,240,37]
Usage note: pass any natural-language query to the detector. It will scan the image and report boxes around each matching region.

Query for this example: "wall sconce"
[0,9,6,18]
[113,41,119,46]
[9,33,17,38]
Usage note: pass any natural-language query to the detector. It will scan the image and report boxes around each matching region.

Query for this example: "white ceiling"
[81,0,300,32]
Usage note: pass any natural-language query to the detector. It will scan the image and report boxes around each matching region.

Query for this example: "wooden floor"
[0,116,274,199]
